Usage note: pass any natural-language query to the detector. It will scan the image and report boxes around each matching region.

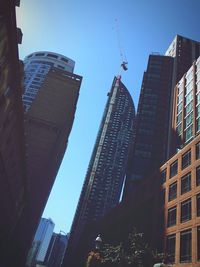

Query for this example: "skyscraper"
[22,52,75,111]
[15,52,82,267]
[123,35,200,200]
[171,56,200,150]
[63,76,135,267]
[123,54,174,199]
[165,35,200,156]
[44,232,69,267]
[27,218,55,267]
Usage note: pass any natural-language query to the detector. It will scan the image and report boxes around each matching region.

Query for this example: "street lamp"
[95,234,102,250]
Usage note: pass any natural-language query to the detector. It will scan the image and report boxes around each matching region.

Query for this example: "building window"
[180,229,192,263]
[182,150,191,169]
[181,198,191,223]
[168,182,177,201]
[197,118,200,132]
[196,166,200,186]
[197,194,200,217]
[161,169,167,184]
[161,188,165,204]
[196,142,200,159]
[198,226,200,261]
[167,206,177,227]
[185,125,193,142]
[166,234,176,263]
[181,173,191,194]
[170,160,178,178]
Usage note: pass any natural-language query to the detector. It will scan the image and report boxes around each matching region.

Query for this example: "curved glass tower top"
[22,52,75,111]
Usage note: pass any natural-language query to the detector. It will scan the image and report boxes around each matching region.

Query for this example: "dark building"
[123,35,200,200]
[45,232,68,267]
[99,52,200,267]
[0,1,27,267]
[123,54,174,199]
[16,52,82,267]
[63,76,135,267]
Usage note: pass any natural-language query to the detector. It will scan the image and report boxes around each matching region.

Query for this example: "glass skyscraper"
[63,76,135,267]
[27,218,55,266]
[22,51,75,111]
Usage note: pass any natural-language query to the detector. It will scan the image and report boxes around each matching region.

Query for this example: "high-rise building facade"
[15,52,82,267]
[22,52,75,111]
[165,35,200,157]
[44,232,69,267]
[63,76,135,267]
[123,55,174,199]
[123,35,200,200]
[171,57,200,151]
[27,218,55,267]
[0,1,27,267]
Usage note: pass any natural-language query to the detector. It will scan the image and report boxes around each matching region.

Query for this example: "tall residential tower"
[63,76,135,267]
[16,52,82,267]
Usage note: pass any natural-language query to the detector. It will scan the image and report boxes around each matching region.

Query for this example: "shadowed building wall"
[0,1,27,266]
[63,76,135,267]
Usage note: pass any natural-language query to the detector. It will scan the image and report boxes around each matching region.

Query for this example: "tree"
[100,227,154,267]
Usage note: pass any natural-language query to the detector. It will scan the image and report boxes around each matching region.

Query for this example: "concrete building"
[27,218,55,267]
[0,1,27,266]
[63,76,135,267]
[16,52,82,267]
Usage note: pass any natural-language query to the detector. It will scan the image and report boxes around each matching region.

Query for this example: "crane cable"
[115,18,128,71]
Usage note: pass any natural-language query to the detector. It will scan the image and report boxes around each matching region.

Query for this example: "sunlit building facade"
[27,218,55,267]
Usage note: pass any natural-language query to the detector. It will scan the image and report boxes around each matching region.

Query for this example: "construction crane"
[115,18,128,73]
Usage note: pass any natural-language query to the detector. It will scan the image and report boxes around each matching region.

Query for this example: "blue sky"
[16,0,200,233]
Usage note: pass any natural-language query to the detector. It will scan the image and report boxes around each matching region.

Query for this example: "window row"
[166,227,200,263]
[161,142,200,182]
[168,169,200,201]
[167,195,200,227]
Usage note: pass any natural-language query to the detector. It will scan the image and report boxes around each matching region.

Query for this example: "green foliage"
[100,227,154,267]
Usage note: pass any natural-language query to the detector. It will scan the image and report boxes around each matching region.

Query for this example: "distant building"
[0,1,27,267]
[63,76,135,267]
[27,218,55,267]
[16,52,82,267]
[44,232,69,267]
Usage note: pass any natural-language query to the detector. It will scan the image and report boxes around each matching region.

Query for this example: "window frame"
[181,150,191,170]
[181,198,192,223]
[181,172,191,195]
